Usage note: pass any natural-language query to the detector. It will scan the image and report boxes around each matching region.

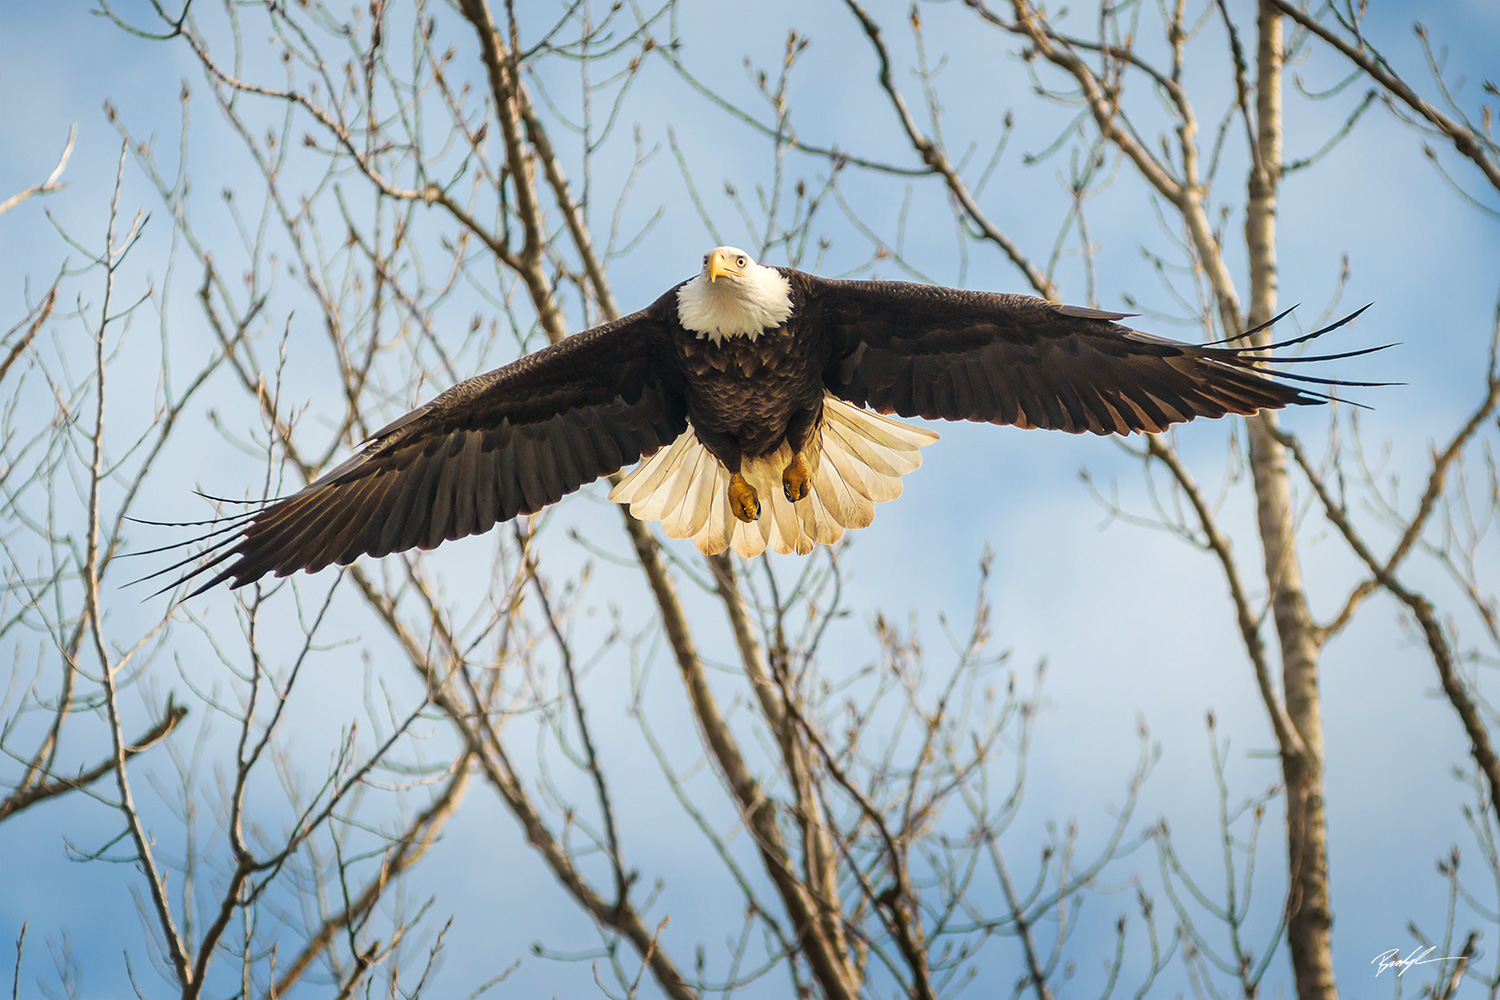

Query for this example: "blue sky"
[3,0,1499,997]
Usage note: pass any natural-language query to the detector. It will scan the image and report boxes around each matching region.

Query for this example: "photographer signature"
[1372,946,1462,977]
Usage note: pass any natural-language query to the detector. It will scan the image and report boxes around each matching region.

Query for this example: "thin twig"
[0,125,75,216]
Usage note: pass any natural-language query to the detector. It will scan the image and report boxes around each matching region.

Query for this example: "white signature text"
[1372,946,1463,977]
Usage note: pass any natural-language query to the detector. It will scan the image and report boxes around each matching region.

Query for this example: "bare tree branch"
[0,125,74,216]
[1269,0,1500,195]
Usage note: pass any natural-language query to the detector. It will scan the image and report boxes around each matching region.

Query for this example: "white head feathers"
[676,246,794,344]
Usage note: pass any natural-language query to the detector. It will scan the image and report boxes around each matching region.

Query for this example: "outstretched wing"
[802,275,1381,435]
[152,298,688,597]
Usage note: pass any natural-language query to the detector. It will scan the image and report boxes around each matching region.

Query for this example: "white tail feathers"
[609,395,939,558]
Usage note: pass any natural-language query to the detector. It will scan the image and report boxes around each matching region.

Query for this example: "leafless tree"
[3,1,1496,998]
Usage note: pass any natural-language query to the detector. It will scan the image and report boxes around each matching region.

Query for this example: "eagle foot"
[782,453,811,503]
[728,473,760,523]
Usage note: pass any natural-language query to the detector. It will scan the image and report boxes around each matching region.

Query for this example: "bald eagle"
[153,247,1377,595]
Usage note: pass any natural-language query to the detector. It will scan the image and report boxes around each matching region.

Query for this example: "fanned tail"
[609,394,938,557]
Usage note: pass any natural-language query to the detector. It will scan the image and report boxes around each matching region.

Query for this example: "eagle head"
[704,246,751,283]
[678,246,793,343]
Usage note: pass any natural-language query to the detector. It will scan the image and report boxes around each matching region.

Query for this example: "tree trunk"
[1244,4,1337,998]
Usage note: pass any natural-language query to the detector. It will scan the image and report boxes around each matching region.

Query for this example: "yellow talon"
[729,473,760,523]
[782,452,811,503]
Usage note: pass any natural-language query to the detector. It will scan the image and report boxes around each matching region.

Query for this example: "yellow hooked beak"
[708,249,743,283]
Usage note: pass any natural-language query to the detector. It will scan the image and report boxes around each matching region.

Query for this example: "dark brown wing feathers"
[805,274,1376,435]
[150,296,688,597]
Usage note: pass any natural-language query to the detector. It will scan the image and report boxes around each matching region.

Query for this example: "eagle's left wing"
[146,299,688,597]
[801,274,1376,435]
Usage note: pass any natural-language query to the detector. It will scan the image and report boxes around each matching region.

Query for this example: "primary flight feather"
[150,247,1380,595]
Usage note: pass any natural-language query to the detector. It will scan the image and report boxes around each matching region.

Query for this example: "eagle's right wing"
[150,298,688,596]
[801,274,1380,435]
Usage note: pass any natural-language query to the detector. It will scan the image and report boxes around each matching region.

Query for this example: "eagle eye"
[736,255,747,267]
